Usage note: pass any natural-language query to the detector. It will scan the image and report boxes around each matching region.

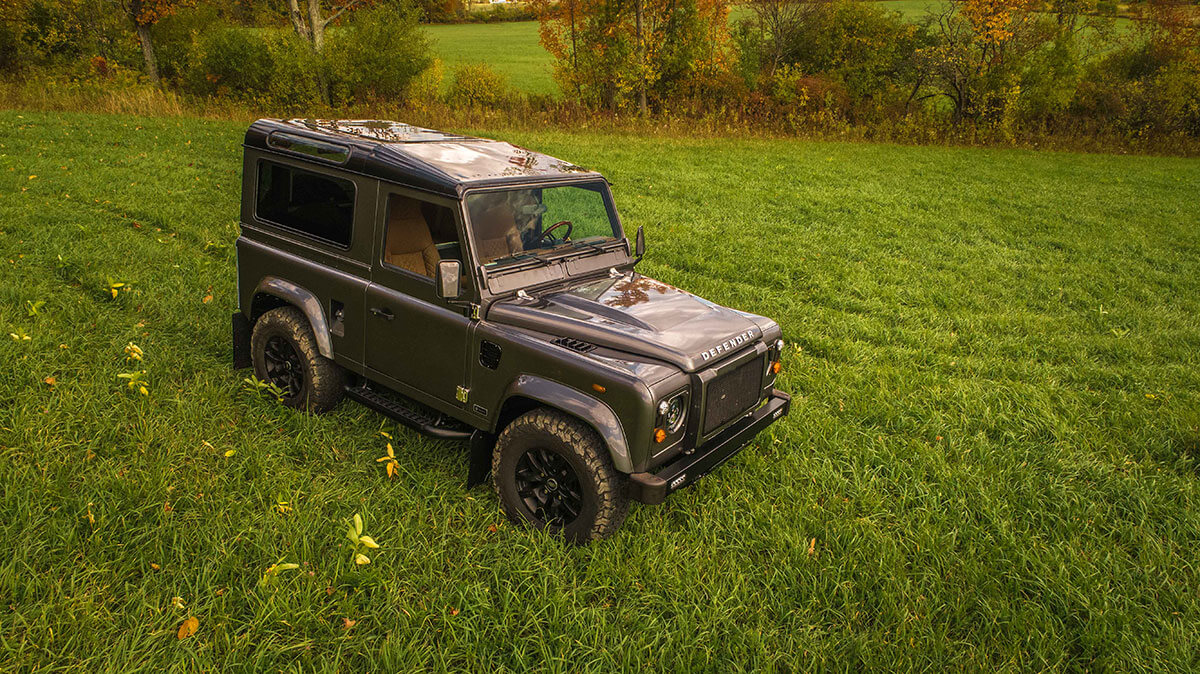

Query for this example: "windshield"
[466,182,622,267]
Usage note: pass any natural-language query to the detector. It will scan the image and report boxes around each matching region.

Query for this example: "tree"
[118,0,191,84]
[534,0,731,111]
[914,0,1041,121]
[285,0,372,54]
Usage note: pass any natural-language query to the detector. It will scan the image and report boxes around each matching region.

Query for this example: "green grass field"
[426,21,558,96]
[2,110,1200,671]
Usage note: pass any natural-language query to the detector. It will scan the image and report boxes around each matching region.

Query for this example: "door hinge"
[456,386,470,403]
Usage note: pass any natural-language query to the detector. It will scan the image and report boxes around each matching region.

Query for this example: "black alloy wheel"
[514,446,584,527]
[249,306,346,413]
[262,335,304,398]
[493,408,629,543]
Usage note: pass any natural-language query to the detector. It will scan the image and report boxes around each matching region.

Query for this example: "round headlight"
[666,395,686,433]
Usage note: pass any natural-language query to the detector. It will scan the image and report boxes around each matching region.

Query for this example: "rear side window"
[256,161,355,248]
[267,133,350,163]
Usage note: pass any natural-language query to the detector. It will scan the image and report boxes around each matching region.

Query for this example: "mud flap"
[467,429,496,488]
[232,312,252,370]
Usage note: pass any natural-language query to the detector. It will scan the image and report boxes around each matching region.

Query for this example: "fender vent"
[479,340,502,369]
[552,337,595,353]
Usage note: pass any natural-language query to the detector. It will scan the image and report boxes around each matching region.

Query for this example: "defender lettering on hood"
[701,329,756,362]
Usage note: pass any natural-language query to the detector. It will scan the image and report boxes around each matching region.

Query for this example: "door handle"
[370,307,394,320]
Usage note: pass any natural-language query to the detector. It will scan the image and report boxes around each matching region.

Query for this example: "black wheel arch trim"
[498,375,632,473]
[249,276,334,359]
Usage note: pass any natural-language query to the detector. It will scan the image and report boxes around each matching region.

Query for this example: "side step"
[345,385,473,441]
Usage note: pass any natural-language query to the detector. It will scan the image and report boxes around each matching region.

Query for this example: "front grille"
[703,356,765,434]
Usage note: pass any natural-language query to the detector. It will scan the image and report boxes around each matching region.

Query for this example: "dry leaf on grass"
[177,616,198,639]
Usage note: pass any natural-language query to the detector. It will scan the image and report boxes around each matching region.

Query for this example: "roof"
[244,119,602,197]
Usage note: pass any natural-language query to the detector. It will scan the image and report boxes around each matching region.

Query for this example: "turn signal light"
[772,360,782,374]
[654,428,667,443]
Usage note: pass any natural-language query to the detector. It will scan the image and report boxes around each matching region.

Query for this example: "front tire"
[493,408,629,543]
[250,306,345,413]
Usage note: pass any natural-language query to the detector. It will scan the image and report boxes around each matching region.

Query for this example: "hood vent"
[552,337,596,354]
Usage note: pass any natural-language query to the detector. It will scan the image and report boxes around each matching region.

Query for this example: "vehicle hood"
[487,274,770,372]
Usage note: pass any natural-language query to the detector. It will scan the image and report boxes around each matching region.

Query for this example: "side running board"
[344,385,473,441]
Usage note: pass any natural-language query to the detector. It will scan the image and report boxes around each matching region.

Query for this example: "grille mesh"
[703,356,764,434]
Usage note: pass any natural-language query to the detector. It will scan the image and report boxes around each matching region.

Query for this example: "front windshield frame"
[462,179,627,272]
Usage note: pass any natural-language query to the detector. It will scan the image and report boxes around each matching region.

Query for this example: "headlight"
[665,394,686,433]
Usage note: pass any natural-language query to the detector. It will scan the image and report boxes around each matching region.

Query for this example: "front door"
[364,189,472,408]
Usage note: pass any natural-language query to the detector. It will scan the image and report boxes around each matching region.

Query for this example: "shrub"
[0,22,23,74]
[447,62,509,108]
[184,27,274,97]
[407,58,446,106]
[184,27,322,107]
[150,3,224,85]
[326,5,432,104]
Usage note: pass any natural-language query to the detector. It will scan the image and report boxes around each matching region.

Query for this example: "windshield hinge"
[469,304,481,320]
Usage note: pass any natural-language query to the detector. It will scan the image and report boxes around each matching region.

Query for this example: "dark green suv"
[232,119,790,542]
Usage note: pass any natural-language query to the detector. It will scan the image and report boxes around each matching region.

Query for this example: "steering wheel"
[538,220,573,244]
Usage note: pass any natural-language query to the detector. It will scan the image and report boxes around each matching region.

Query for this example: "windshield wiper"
[487,251,553,269]
[566,238,617,258]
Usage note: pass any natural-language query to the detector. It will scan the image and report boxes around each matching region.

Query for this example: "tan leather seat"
[385,198,439,277]
[472,198,524,264]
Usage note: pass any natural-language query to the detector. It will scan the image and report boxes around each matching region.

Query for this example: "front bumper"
[627,388,791,505]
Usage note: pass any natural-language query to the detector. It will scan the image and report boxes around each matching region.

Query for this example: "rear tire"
[251,306,345,413]
[493,408,628,543]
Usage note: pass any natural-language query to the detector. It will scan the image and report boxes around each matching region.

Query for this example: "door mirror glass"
[634,225,645,258]
[436,259,462,299]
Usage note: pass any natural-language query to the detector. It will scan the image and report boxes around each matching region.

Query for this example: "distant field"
[425,21,557,96]
[2,110,1199,670]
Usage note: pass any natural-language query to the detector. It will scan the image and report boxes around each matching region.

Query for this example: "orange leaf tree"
[914,0,1044,123]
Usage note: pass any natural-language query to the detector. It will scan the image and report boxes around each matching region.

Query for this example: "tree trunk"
[635,0,647,116]
[135,22,160,86]
[287,0,312,43]
[307,0,326,52]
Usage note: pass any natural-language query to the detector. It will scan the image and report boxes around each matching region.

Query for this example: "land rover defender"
[232,119,791,542]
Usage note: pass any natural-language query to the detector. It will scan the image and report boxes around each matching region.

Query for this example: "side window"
[382,193,460,279]
[256,161,355,248]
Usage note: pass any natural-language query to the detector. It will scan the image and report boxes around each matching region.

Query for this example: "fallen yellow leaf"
[177,616,198,639]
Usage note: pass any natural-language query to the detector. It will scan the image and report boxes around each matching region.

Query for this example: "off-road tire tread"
[493,408,629,543]
[250,306,345,413]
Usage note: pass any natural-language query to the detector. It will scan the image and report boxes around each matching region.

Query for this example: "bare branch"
[323,0,367,28]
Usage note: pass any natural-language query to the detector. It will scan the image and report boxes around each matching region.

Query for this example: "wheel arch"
[248,276,334,359]
[496,376,632,473]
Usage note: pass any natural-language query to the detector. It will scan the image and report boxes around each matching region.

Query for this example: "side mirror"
[436,259,462,300]
[634,225,645,259]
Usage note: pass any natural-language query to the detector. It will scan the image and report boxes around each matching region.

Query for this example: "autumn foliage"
[534,0,733,111]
